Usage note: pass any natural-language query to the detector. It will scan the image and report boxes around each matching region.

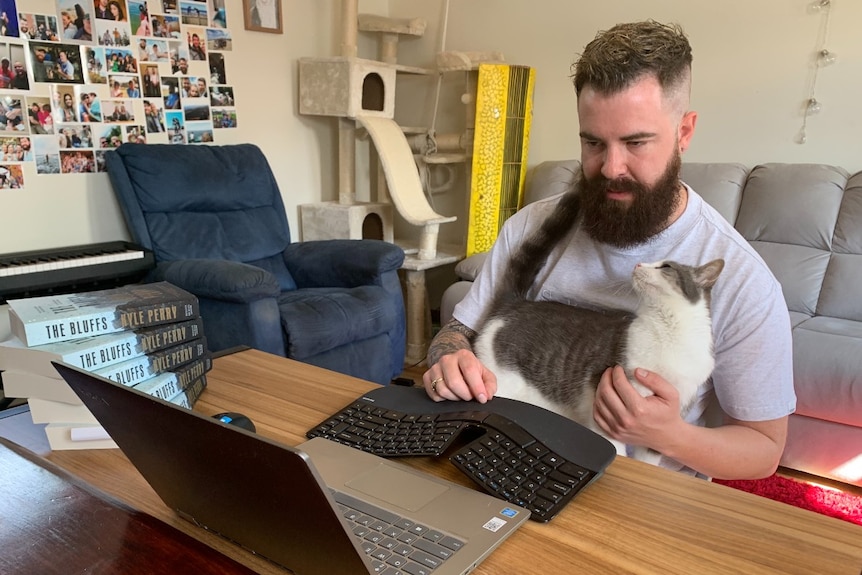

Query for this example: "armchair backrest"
[106,143,296,289]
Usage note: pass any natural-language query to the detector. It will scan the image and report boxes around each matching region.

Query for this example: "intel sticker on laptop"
[500,507,519,518]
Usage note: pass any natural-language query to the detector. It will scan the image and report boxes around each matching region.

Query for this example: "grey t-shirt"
[453,185,797,474]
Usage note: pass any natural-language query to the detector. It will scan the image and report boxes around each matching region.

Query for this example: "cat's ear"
[695,259,725,288]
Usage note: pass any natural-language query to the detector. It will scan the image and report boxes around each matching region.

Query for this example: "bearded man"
[421,20,795,481]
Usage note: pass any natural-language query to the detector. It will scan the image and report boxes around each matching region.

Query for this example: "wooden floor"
[399,361,862,498]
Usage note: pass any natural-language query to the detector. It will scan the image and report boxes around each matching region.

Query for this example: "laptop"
[52,362,529,575]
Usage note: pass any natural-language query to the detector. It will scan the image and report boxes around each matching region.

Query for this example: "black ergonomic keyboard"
[307,386,617,522]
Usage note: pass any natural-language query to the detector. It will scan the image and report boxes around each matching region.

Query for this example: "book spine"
[135,318,204,354]
[116,296,199,331]
[71,317,206,371]
[130,355,211,400]
[9,283,200,346]
[167,374,208,409]
[10,307,119,347]
[93,337,209,388]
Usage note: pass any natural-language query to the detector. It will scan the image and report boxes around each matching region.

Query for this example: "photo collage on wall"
[0,0,237,186]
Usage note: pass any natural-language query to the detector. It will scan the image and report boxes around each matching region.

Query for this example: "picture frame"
[242,0,282,34]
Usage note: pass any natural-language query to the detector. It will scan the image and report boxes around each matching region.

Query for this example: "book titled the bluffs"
[0,318,205,379]
[94,337,209,388]
[7,282,199,347]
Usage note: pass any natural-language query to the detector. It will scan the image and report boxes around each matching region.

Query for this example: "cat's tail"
[494,187,582,304]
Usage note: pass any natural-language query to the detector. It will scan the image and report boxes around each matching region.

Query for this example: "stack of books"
[0,282,211,450]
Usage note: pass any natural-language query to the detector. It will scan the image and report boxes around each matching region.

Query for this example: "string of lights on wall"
[797,0,837,144]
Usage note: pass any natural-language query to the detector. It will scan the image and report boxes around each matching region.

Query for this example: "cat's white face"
[631,259,724,304]
[631,260,678,301]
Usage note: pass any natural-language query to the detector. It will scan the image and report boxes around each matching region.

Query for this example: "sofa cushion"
[277,286,399,360]
[792,316,862,426]
[680,163,747,225]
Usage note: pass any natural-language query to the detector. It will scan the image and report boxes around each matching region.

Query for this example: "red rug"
[714,474,862,526]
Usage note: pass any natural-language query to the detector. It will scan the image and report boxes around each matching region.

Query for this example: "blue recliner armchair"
[105,143,406,385]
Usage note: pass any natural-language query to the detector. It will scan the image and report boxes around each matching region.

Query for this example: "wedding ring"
[431,377,444,393]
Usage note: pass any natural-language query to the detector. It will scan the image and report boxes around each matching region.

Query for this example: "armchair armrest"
[151,259,281,303]
[283,239,405,289]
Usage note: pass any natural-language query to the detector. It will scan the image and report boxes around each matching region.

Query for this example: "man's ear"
[678,110,697,153]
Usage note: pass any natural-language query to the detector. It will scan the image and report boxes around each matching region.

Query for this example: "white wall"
[4,0,860,284]
[392,0,861,171]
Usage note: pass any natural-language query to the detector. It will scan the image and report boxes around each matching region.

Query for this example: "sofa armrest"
[454,252,489,282]
[151,259,281,303]
[283,239,405,289]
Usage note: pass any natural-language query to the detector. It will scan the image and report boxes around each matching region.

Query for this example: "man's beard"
[578,151,683,248]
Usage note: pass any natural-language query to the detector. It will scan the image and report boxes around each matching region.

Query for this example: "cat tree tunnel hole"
[362,212,384,240]
[361,73,385,112]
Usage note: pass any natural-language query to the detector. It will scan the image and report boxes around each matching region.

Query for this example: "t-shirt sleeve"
[711,276,797,422]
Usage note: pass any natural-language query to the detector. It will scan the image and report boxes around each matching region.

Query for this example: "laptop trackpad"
[346,464,448,512]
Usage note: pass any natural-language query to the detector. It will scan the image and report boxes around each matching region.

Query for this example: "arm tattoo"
[427,319,477,367]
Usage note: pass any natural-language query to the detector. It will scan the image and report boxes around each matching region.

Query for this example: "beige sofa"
[441,160,862,487]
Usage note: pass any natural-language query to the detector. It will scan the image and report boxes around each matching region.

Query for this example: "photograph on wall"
[212,106,234,128]
[25,96,52,134]
[142,97,164,132]
[102,97,134,122]
[33,134,60,173]
[1,135,31,160]
[138,37,168,62]
[85,45,107,82]
[165,108,184,143]
[208,51,224,83]
[0,39,29,89]
[18,12,59,41]
[129,0,150,36]
[185,25,205,60]
[178,0,206,26]
[0,163,24,188]
[0,95,24,132]
[50,84,79,122]
[105,46,137,73]
[29,42,84,83]
[0,1,20,37]
[94,17,131,47]
[98,124,123,147]
[209,0,225,28]
[186,119,212,143]
[60,149,95,173]
[57,0,93,42]
[243,0,280,34]
[140,62,160,96]
[209,85,231,106]
[161,75,179,108]
[205,27,229,51]
[76,87,102,121]
[57,123,93,148]
[124,124,145,143]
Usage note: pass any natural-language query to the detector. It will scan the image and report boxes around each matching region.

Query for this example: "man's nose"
[600,145,628,180]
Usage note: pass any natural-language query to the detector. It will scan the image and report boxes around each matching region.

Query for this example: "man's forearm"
[426,319,476,366]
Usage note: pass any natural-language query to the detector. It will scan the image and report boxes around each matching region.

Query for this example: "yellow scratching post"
[467,64,535,257]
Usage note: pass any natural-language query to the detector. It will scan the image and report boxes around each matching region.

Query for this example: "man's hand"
[422,319,497,403]
[593,365,683,450]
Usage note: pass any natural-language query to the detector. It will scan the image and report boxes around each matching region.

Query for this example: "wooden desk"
[8,349,862,574]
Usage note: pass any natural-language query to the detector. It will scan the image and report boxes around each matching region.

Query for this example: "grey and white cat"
[473,189,724,464]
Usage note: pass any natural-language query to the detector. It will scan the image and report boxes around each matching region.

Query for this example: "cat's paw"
[631,446,662,466]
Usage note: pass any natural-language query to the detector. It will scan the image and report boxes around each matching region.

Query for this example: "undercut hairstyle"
[572,20,692,110]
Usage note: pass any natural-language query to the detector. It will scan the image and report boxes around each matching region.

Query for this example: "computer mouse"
[213,412,256,432]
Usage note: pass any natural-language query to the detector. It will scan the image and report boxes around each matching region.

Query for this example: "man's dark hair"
[572,20,692,98]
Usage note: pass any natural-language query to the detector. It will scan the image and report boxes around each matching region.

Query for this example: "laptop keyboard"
[335,490,464,575]
[308,387,615,523]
